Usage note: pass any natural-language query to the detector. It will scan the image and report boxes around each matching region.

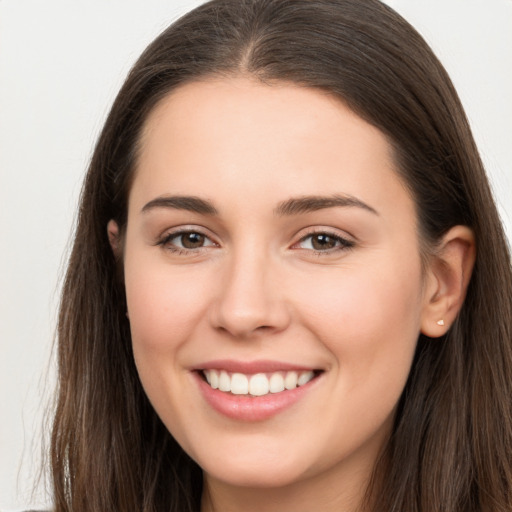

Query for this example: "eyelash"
[157,229,217,255]
[156,229,355,255]
[294,230,355,254]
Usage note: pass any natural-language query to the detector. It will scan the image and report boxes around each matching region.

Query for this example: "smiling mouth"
[200,369,322,397]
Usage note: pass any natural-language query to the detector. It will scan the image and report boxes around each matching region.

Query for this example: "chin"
[204,465,307,489]
[198,449,312,489]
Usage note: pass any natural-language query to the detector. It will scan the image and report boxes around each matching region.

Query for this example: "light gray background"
[1,1,511,510]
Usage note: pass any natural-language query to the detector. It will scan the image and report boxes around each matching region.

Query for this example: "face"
[121,78,430,496]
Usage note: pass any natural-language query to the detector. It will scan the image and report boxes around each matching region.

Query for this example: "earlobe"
[420,226,476,338]
[107,219,121,258]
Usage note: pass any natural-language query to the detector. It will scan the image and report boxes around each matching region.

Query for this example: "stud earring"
[436,319,445,326]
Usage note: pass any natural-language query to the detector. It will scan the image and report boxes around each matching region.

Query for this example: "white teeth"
[209,370,219,389]
[298,370,314,386]
[218,370,230,392]
[202,369,316,396]
[269,372,285,393]
[231,373,249,395]
[249,373,269,396]
[284,371,298,390]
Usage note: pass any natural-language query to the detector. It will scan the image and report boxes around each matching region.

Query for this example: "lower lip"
[194,372,320,422]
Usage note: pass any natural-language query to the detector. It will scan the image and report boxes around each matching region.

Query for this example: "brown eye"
[180,232,206,249]
[311,234,337,250]
[296,232,354,253]
[159,230,216,252]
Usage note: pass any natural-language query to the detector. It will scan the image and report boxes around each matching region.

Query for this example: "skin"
[109,77,475,512]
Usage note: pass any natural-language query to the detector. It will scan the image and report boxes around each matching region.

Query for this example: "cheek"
[292,263,423,452]
[124,256,213,354]
[294,260,423,381]
[123,256,213,424]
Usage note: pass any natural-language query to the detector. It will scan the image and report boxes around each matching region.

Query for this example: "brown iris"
[180,232,206,249]
[311,234,338,251]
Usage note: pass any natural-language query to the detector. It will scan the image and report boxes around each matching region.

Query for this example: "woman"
[50,0,512,510]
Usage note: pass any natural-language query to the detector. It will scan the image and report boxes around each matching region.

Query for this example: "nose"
[209,247,291,339]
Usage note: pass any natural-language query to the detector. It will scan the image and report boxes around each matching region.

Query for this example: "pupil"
[182,232,204,249]
[312,234,335,250]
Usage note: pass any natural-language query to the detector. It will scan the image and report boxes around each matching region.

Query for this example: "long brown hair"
[51,0,512,510]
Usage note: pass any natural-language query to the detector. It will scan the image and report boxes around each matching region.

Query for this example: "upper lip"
[195,359,320,374]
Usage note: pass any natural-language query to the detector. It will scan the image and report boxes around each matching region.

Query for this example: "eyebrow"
[141,193,378,217]
[274,194,378,216]
[141,195,219,215]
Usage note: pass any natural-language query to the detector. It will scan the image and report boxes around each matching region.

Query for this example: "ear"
[421,226,476,338]
[107,219,122,258]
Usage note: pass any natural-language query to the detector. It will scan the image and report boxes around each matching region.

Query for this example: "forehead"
[131,77,412,221]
